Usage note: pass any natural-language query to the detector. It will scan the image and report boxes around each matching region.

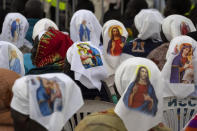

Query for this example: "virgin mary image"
[170,43,194,83]
[107,26,126,56]
[77,43,103,69]
[9,49,21,74]
[36,77,62,116]
[11,18,20,42]
[123,66,158,116]
[79,20,90,42]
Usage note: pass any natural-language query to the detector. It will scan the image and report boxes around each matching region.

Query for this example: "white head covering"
[161,36,197,98]
[114,57,163,131]
[0,41,25,76]
[32,18,58,40]
[102,20,128,76]
[0,13,30,48]
[162,15,196,42]
[11,73,84,131]
[134,9,164,40]
[66,41,107,90]
[70,9,102,47]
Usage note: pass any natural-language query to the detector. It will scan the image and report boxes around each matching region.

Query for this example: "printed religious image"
[77,43,103,69]
[170,43,194,83]
[8,47,21,74]
[11,18,20,42]
[32,77,63,116]
[180,21,191,35]
[79,20,91,41]
[107,25,126,56]
[132,41,145,53]
[123,66,158,116]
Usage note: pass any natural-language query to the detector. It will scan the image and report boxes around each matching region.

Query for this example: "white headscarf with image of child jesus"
[114,57,163,131]
[66,41,107,91]
[11,73,84,131]
[161,36,197,98]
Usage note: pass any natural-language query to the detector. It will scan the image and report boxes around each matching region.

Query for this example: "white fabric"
[134,9,164,40]
[32,18,58,40]
[0,41,25,76]
[161,36,197,98]
[114,57,163,131]
[70,9,102,47]
[102,20,128,76]
[11,73,84,131]
[0,13,29,48]
[67,41,107,90]
[162,15,196,42]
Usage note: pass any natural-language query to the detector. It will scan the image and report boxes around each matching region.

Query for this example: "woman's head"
[164,0,191,17]
[161,15,196,42]
[181,45,192,57]
[125,0,148,19]
[31,27,73,68]
[134,9,163,40]
[24,0,44,19]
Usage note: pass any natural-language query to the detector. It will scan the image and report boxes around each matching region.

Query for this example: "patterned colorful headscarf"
[33,27,73,68]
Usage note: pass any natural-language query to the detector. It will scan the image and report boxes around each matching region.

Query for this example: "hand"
[184,63,190,69]
[132,85,138,94]
[144,94,152,101]
[144,94,153,110]
[120,42,124,48]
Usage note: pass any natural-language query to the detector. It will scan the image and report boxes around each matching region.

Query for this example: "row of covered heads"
[0,2,197,131]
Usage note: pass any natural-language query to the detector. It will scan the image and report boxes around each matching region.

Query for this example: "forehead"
[140,67,147,72]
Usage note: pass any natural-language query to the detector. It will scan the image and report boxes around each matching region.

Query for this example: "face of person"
[11,50,17,58]
[140,68,148,80]
[182,47,190,56]
[42,78,54,89]
[112,28,119,36]
[82,20,86,25]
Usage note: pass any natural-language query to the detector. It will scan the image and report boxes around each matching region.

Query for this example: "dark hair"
[10,0,28,14]
[164,0,191,17]
[24,0,44,19]
[121,0,147,36]
[186,31,197,41]
[125,0,148,20]
[31,35,39,64]
[76,0,95,13]
[160,27,168,42]
[103,4,121,23]
[0,8,7,32]
[131,23,139,39]
[134,66,150,85]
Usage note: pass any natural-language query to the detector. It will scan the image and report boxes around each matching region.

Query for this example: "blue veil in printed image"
[123,66,158,116]
[36,77,63,116]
